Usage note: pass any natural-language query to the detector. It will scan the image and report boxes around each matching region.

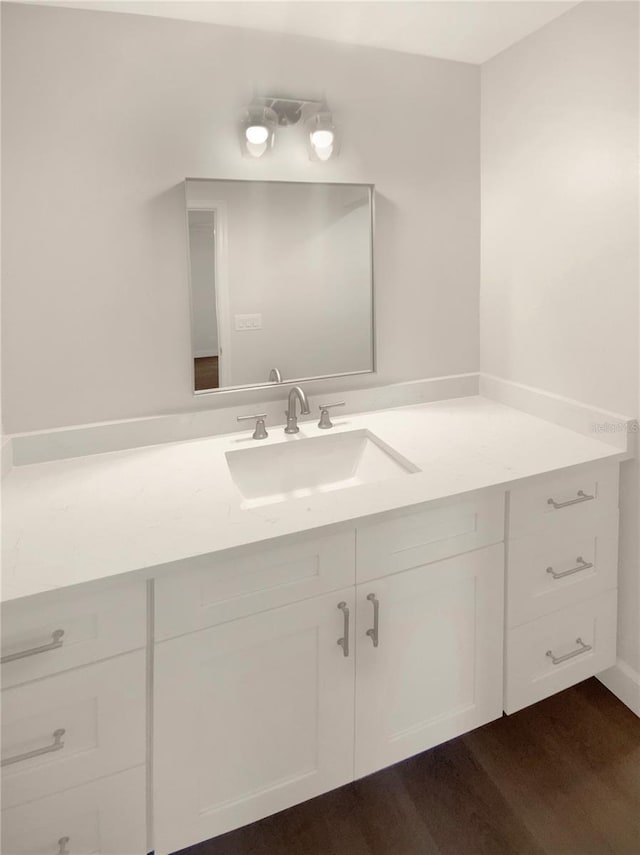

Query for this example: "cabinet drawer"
[356,491,505,583]
[504,589,617,714]
[508,463,619,539]
[1,651,145,809]
[507,513,619,627]
[1,579,146,689]
[155,529,355,640]
[1,766,146,855]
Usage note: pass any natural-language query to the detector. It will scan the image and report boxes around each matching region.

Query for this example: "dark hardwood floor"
[195,356,219,391]
[178,679,640,855]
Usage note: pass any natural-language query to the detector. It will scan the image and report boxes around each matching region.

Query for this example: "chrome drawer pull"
[366,593,380,648]
[546,556,593,580]
[547,490,594,510]
[1,728,66,767]
[337,602,350,657]
[1,629,65,664]
[546,637,592,665]
[57,837,71,855]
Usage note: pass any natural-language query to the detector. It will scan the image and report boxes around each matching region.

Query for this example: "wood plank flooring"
[178,679,640,855]
[194,356,219,391]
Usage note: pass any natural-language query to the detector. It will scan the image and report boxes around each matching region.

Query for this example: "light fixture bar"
[253,96,324,127]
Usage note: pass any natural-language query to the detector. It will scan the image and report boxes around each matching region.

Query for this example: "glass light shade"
[245,140,269,158]
[306,111,338,162]
[241,106,277,158]
[313,143,334,162]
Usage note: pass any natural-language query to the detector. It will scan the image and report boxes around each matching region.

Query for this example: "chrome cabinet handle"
[1,629,65,664]
[546,556,593,580]
[268,368,282,383]
[366,593,379,647]
[337,602,350,657]
[57,837,70,855]
[546,637,592,665]
[547,490,594,510]
[1,728,66,767]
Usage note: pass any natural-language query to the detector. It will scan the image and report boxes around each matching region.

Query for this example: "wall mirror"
[185,178,374,393]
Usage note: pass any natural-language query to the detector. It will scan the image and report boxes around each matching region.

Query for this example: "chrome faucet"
[284,386,311,434]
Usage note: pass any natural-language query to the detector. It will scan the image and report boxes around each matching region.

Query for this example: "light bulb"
[245,125,269,145]
[311,129,334,149]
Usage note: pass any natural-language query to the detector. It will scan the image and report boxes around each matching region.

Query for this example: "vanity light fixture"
[241,106,277,158]
[240,97,339,161]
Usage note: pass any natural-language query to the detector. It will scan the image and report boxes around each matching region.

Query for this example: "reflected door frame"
[186,199,231,389]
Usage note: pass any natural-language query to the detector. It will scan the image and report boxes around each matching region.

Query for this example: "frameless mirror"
[185,179,374,393]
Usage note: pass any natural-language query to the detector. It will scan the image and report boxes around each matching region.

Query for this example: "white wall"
[481,1,638,418]
[1,2,480,432]
[481,2,640,678]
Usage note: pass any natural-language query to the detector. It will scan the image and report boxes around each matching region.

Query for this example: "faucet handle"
[318,402,345,429]
[237,413,268,440]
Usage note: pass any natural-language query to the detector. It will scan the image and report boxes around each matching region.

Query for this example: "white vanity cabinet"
[0,579,148,855]
[153,493,506,855]
[1,456,622,855]
[504,462,619,713]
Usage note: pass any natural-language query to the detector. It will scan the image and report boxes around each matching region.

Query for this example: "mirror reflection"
[186,179,374,393]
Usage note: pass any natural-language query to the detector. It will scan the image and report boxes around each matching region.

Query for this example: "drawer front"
[1,579,146,689]
[356,491,505,583]
[1,651,145,809]
[155,529,355,640]
[508,463,619,539]
[507,513,619,628]
[1,766,146,855]
[504,589,617,714]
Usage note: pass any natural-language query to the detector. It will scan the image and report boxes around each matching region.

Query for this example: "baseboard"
[598,659,640,717]
[480,374,637,455]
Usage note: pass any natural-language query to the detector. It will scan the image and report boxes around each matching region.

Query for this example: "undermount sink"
[226,429,420,509]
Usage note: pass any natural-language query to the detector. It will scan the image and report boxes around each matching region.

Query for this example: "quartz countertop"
[1,396,625,603]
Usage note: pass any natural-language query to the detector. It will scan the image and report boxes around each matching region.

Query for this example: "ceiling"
[22,1,582,64]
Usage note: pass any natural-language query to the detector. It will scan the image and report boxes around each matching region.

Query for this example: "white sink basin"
[226,429,420,509]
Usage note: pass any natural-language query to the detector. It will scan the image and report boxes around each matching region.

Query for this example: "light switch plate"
[234,314,263,331]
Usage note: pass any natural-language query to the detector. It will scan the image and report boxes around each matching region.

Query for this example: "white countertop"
[1,396,625,603]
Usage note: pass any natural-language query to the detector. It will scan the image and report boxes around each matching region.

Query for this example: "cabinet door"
[154,588,355,855]
[354,544,504,779]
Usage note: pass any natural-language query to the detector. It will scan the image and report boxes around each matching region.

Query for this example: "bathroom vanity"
[2,0,638,851]
[0,397,623,855]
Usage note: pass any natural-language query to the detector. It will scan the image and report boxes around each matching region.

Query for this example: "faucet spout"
[284,386,310,434]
